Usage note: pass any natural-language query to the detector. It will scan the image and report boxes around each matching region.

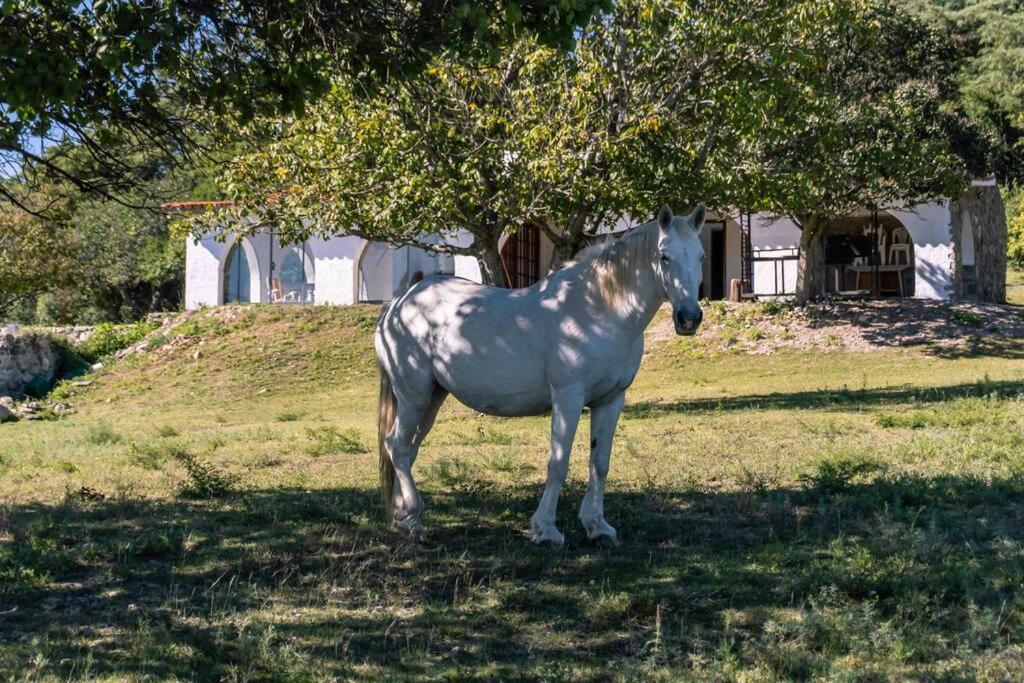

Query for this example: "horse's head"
[656,204,705,336]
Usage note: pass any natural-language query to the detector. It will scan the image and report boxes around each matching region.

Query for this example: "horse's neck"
[574,236,664,335]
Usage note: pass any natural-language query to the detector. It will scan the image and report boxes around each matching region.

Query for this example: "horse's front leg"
[530,385,585,545]
[579,391,625,546]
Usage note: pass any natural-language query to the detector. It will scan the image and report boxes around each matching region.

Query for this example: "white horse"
[376,204,706,545]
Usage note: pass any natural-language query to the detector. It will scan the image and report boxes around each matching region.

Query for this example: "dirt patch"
[648,299,1024,355]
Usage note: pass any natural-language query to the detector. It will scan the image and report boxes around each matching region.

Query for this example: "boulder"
[0,404,13,423]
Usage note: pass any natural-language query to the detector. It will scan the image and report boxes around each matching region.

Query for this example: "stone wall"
[0,330,61,398]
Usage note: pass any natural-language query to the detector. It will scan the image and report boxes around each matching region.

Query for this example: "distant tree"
[0,0,606,213]
[744,0,983,304]
[199,0,836,285]
[0,146,219,323]
[907,0,1024,185]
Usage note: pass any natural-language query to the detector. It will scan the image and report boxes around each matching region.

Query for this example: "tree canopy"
[0,0,606,212]
[908,0,1024,185]
[197,0,847,284]
[741,0,983,303]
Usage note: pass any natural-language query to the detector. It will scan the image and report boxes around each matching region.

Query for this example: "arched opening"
[824,212,915,297]
[271,243,315,303]
[501,224,541,288]
[223,240,260,305]
[357,242,395,303]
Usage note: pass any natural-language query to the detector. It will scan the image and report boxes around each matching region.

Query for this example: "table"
[846,264,910,296]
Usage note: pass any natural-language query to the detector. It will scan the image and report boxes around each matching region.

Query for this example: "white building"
[175,181,1001,309]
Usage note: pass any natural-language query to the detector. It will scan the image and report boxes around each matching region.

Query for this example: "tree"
[1,0,607,213]
[907,0,1024,185]
[198,0,834,285]
[744,0,982,304]
[0,145,219,323]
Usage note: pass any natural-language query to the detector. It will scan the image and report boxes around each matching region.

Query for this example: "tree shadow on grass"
[1,471,1023,679]
[623,378,1024,418]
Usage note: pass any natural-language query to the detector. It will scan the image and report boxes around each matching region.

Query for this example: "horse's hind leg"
[387,384,447,535]
[579,391,625,546]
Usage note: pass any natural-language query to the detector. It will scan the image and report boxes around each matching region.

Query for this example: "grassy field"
[2,302,1024,680]
[1008,267,1024,305]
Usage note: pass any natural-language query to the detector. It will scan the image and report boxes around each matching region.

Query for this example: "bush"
[174,450,238,498]
[85,423,122,445]
[77,320,158,363]
[304,426,368,457]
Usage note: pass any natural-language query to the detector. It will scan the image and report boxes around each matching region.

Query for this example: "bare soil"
[649,298,1024,354]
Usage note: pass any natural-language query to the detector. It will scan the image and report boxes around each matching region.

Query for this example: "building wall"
[888,202,953,300]
[749,215,801,296]
[310,235,360,305]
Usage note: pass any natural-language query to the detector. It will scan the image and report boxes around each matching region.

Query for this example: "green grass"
[2,303,1024,679]
[1008,267,1024,305]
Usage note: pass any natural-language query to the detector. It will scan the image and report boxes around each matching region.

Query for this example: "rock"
[0,332,60,398]
[0,404,13,423]
[0,396,13,409]
[192,349,201,360]
[90,363,104,371]
[52,403,72,415]
[72,380,92,387]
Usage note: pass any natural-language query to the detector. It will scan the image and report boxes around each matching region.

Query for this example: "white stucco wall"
[311,235,360,305]
[749,215,801,296]
[185,236,223,310]
[888,203,953,300]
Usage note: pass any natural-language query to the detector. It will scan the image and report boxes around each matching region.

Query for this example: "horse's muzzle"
[674,307,703,336]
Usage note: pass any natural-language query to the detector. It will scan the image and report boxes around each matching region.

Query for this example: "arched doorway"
[223,241,253,303]
[271,243,315,303]
[825,212,915,297]
[501,224,541,288]
[357,242,395,302]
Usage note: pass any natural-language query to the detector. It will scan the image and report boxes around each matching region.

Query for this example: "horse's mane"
[573,221,659,313]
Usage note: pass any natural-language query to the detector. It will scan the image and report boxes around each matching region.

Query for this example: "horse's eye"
[660,254,671,263]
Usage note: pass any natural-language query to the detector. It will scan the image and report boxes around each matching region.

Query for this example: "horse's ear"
[658,204,673,232]
[688,203,706,231]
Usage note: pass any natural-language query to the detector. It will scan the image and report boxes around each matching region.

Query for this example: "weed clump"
[304,426,368,457]
[78,321,158,363]
[173,450,238,498]
[85,423,122,445]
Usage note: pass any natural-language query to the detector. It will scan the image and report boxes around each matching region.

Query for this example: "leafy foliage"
[0,0,606,211]
[199,0,852,280]
[77,320,158,363]
[909,0,1024,184]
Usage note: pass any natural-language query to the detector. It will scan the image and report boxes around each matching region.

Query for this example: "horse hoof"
[393,518,425,541]
[589,533,620,548]
[532,535,564,548]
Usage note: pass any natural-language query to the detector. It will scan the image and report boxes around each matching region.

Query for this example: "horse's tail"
[378,361,398,525]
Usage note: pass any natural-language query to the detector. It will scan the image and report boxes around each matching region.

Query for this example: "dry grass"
[2,302,1024,679]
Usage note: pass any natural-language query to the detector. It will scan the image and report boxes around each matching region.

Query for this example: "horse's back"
[377,275,554,415]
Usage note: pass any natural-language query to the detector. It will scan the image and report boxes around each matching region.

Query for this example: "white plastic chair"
[888,227,911,265]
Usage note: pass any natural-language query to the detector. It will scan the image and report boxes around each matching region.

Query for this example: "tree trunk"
[476,243,508,287]
[795,216,828,305]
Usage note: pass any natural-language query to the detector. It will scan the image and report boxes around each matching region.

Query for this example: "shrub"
[949,308,982,327]
[304,426,368,457]
[174,450,238,498]
[78,320,158,362]
[85,423,122,445]
[1006,185,1024,269]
